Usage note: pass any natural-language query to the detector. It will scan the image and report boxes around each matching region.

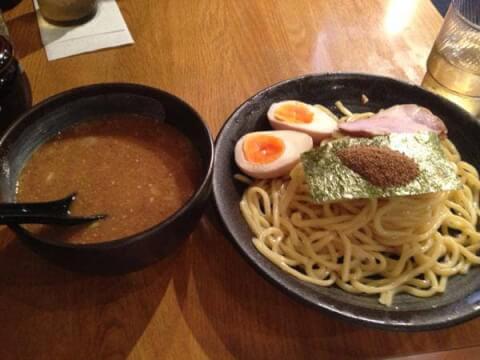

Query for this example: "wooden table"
[2,1,478,359]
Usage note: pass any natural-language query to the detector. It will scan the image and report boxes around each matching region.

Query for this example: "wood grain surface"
[1,1,472,359]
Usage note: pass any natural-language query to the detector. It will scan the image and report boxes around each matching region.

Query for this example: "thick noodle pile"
[238,105,480,306]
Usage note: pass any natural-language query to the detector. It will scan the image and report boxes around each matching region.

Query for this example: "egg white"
[234,130,313,179]
[267,100,338,142]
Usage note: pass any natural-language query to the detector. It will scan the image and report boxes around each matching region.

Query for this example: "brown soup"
[16,115,201,244]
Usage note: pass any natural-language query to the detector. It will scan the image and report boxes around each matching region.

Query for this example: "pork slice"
[338,104,447,137]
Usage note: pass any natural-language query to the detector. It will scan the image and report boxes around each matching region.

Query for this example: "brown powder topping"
[336,145,419,188]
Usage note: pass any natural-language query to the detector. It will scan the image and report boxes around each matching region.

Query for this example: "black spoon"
[0,193,106,225]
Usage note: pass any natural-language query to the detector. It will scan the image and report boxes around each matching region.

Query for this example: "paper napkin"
[34,0,134,61]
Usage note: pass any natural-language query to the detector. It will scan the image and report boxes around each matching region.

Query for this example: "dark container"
[0,35,31,134]
[0,83,214,274]
[0,0,22,11]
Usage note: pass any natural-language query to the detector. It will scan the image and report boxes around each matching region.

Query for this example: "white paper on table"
[33,0,134,61]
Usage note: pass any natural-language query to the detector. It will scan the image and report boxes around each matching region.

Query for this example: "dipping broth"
[16,115,202,244]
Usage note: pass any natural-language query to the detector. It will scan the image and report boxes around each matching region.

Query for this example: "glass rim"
[451,0,480,30]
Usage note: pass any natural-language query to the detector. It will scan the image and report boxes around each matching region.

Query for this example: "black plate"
[213,73,480,331]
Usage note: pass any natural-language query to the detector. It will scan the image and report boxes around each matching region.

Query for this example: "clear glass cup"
[38,0,97,26]
[422,0,480,117]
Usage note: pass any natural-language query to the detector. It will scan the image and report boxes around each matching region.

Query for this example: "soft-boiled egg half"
[267,100,338,141]
[235,130,313,179]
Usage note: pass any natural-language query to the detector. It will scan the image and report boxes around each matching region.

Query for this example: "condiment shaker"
[0,35,31,134]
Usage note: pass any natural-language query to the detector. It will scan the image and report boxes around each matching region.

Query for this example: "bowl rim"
[212,72,480,331]
[1,82,215,250]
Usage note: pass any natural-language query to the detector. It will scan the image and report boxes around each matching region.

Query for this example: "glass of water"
[38,0,97,26]
[422,0,480,117]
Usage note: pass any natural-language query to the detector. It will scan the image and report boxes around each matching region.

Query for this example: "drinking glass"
[422,0,480,117]
[38,0,97,26]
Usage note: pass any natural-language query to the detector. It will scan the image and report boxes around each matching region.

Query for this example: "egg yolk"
[243,134,285,164]
[274,103,314,124]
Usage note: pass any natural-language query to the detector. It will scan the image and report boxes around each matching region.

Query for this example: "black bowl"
[213,73,480,331]
[0,83,214,275]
